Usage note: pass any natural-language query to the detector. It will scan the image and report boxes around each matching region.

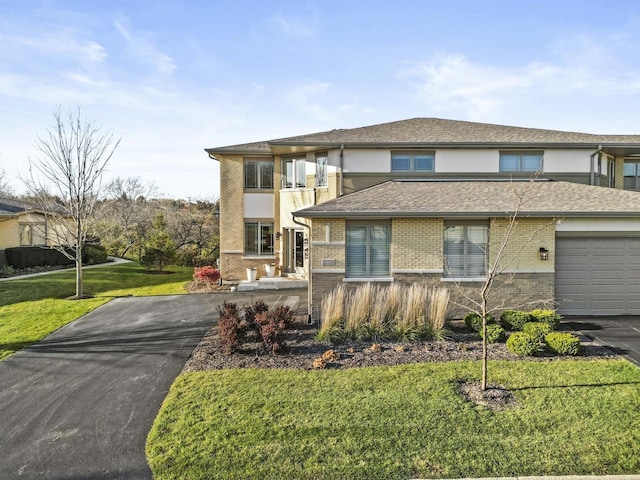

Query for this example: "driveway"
[565,316,640,366]
[0,289,307,479]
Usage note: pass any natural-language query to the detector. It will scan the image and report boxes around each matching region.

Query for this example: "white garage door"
[555,237,640,315]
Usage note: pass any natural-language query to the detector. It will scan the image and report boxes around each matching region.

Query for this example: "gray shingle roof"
[206,118,640,154]
[294,181,640,218]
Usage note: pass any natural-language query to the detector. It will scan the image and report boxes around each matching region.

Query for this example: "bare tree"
[96,176,158,258]
[23,108,120,298]
[0,166,14,198]
[447,175,556,390]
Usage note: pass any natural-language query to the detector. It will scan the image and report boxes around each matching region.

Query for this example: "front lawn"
[147,359,640,480]
[0,263,193,360]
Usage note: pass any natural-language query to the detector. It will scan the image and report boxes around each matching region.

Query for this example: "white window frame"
[282,156,306,189]
[315,153,328,188]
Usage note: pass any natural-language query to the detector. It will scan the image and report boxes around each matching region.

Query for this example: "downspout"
[590,145,602,186]
[339,144,344,196]
[292,213,313,325]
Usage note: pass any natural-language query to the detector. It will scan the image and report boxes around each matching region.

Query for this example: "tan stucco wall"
[0,218,18,248]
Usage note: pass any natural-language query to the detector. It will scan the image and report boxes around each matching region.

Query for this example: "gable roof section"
[293,181,640,218]
[206,118,640,156]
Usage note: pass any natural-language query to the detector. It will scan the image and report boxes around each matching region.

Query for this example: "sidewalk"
[0,256,132,282]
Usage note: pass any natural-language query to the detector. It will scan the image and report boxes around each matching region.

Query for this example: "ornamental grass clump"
[318,283,450,343]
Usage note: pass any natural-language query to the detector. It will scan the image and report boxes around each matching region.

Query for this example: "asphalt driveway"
[565,316,640,366]
[0,290,306,479]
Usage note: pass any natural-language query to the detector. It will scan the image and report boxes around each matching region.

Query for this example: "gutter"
[291,213,313,325]
[590,145,602,185]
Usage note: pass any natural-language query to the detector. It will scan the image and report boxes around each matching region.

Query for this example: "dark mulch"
[183,318,618,373]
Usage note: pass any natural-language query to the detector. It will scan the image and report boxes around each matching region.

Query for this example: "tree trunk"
[75,249,83,298]
[481,307,488,391]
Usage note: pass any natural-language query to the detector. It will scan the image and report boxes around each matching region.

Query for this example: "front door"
[283,228,304,274]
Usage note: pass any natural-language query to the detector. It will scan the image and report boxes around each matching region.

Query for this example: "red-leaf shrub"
[255,311,287,354]
[217,301,243,354]
[193,266,221,286]
[244,299,269,328]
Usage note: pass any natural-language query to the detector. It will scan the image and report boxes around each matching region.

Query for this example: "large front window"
[444,223,488,278]
[499,152,543,172]
[244,159,274,190]
[19,223,46,246]
[282,157,306,189]
[346,223,390,277]
[624,161,640,190]
[244,222,274,256]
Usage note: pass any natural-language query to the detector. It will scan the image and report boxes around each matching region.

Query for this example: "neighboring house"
[0,199,60,266]
[206,118,640,316]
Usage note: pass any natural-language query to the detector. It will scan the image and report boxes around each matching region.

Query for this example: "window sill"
[242,255,277,260]
[441,277,486,283]
[343,277,394,283]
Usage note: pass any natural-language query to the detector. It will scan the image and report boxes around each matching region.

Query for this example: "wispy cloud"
[399,46,640,120]
[114,20,176,74]
[268,11,319,39]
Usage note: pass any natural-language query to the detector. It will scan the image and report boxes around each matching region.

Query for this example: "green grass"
[0,263,193,360]
[147,359,640,480]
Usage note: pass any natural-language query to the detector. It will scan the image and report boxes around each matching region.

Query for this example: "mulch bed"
[183,317,618,373]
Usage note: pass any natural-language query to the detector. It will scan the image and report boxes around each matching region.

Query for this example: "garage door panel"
[556,237,640,315]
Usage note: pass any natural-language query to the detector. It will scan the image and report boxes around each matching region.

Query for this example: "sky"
[1,0,640,200]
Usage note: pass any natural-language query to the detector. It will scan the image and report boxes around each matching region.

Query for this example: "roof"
[293,180,640,219]
[0,198,37,217]
[206,118,640,156]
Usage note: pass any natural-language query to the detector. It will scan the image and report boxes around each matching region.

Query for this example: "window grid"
[244,160,274,190]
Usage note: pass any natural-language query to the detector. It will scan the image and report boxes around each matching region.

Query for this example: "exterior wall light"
[539,247,549,261]
[275,232,281,240]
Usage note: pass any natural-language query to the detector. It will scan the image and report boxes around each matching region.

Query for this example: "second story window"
[391,151,435,172]
[315,153,328,187]
[624,161,640,190]
[499,152,543,172]
[282,156,306,189]
[244,159,273,190]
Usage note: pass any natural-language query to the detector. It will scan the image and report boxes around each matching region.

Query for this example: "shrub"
[529,309,561,330]
[192,266,221,287]
[272,305,295,329]
[523,322,552,343]
[481,324,506,343]
[217,301,243,354]
[464,312,495,332]
[255,311,286,354]
[83,245,109,265]
[244,299,269,328]
[500,310,532,331]
[5,246,73,269]
[506,332,540,356]
[545,332,581,356]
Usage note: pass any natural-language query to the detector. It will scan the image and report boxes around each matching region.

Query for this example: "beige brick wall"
[615,156,625,189]
[391,218,443,271]
[489,217,555,271]
[311,218,345,271]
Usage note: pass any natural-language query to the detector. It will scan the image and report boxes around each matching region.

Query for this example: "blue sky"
[1,0,640,199]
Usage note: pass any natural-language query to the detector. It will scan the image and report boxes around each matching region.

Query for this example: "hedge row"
[5,245,108,269]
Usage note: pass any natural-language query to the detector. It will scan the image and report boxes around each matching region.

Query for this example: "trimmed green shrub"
[529,309,561,330]
[506,332,540,356]
[463,312,495,332]
[83,245,109,265]
[5,246,73,269]
[481,324,506,343]
[500,310,533,331]
[545,332,581,356]
[523,322,552,343]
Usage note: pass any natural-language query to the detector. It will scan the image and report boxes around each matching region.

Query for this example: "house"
[0,199,62,266]
[206,118,640,316]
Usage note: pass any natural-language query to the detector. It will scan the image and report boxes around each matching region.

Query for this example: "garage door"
[556,237,640,315]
